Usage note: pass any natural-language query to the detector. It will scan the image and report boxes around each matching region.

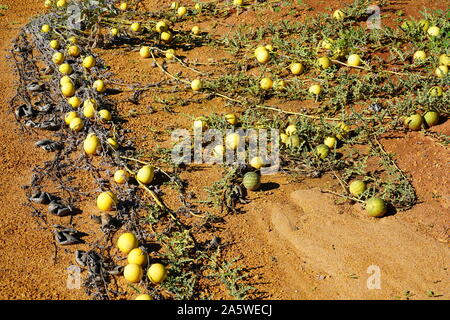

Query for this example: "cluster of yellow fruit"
[347,180,388,218]
[193,114,267,171]
[42,28,121,163]
[44,0,68,9]
[95,165,154,213]
[116,232,167,299]
[404,110,440,131]
[171,1,203,13]
[254,43,364,96]
[63,93,117,155]
[413,52,449,78]
[280,122,350,157]
[46,35,107,96]
[124,3,203,44]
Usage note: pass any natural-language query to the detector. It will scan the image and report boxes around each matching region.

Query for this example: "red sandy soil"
[0,0,448,300]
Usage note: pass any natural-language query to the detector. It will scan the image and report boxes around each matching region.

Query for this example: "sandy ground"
[0,0,448,300]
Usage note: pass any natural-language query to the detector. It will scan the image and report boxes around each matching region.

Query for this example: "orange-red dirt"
[0,0,448,300]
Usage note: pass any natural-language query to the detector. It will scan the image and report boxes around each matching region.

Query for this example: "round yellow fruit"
[333,9,345,21]
[428,86,443,97]
[413,50,427,62]
[290,62,304,75]
[439,54,450,67]
[309,84,322,95]
[317,56,332,69]
[260,77,273,90]
[255,47,270,64]
[114,169,129,184]
[83,98,97,111]
[137,165,155,184]
[225,113,238,125]
[56,0,67,7]
[98,109,112,121]
[315,144,330,159]
[177,6,187,17]
[321,38,334,50]
[254,46,266,55]
[61,82,75,97]
[165,49,175,60]
[127,248,148,266]
[336,122,350,140]
[64,111,77,125]
[147,263,167,284]
[83,102,96,119]
[404,114,423,131]
[41,24,51,33]
[117,233,138,254]
[59,63,73,75]
[365,197,387,218]
[286,135,301,148]
[195,3,202,11]
[50,40,60,49]
[427,26,440,37]
[233,0,243,6]
[139,46,151,58]
[44,0,52,8]
[435,65,448,78]
[285,124,297,136]
[96,191,117,211]
[69,117,84,131]
[60,75,73,86]
[225,133,240,150]
[68,96,81,108]
[130,22,141,33]
[67,45,80,57]
[83,133,100,155]
[347,54,362,67]
[423,111,440,127]
[93,79,106,93]
[52,52,65,65]
[107,138,119,150]
[191,79,202,91]
[135,294,153,300]
[110,27,119,36]
[191,26,201,35]
[68,36,78,44]
[82,55,96,68]
[250,156,264,170]
[280,133,288,144]
[161,31,173,42]
[155,21,168,33]
[324,136,337,149]
[124,264,143,283]
[119,2,128,10]
[349,180,366,196]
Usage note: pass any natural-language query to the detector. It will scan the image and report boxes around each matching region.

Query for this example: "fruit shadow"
[383,202,398,217]
[141,242,162,253]
[259,182,280,192]
[105,88,123,95]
